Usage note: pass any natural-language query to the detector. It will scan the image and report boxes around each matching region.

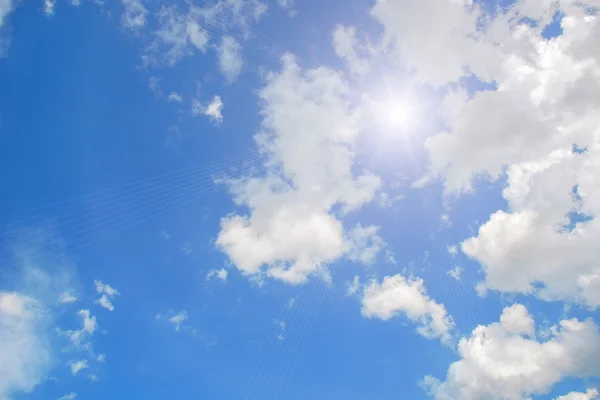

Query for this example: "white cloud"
[69,360,88,376]
[148,7,210,66]
[96,354,105,363]
[146,0,266,67]
[217,36,243,83]
[447,245,458,256]
[59,292,78,304]
[216,55,381,285]
[94,280,120,311]
[447,266,463,281]
[60,309,97,351]
[58,392,77,400]
[277,0,296,17]
[168,311,188,332]
[167,92,183,103]
[44,0,56,16]
[362,274,455,344]
[555,389,599,400]
[0,0,14,55]
[0,292,52,399]
[423,304,600,400]
[345,275,360,297]
[332,25,370,76]
[121,0,148,30]
[193,95,224,125]
[386,0,600,309]
[206,268,228,281]
[345,224,386,265]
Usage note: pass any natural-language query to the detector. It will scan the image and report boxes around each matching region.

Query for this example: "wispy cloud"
[94,280,120,311]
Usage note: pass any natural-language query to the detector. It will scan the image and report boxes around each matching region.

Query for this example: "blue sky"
[1,0,600,400]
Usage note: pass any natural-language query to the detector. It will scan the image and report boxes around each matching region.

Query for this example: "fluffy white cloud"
[216,55,381,285]
[423,304,600,400]
[217,36,243,83]
[193,95,224,124]
[69,360,88,376]
[60,309,97,349]
[555,389,599,400]
[121,0,148,30]
[206,268,228,281]
[58,392,77,400]
[94,280,119,311]
[361,274,455,344]
[0,292,52,399]
[390,0,600,308]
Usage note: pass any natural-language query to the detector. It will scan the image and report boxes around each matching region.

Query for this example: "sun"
[382,100,413,128]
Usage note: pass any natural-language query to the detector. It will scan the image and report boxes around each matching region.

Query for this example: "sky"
[1,0,600,399]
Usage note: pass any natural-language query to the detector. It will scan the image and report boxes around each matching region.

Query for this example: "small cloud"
[58,393,77,400]
[44,0,56,16]
[88,374,98,382]
[217,36,243,83]
[121,0,148,30]
[168,311,188,332]
[94,280,120,311]
[286,298,296,309]
[346,276,361,297]
[441,213,452,227]
[378,192,404,208]
[148,76,162,97]
[161,230,170,239]
[96,354,105,363]
[181,243,193,255]
[206,268,228,282]
[168,92,183,103]
[385,249,397,265]
[193,95,224,125]
[447,245,458,256]
[447,266,463,281]
[277,0,297,17]
[70,360,88,376]
[59,292,78,304]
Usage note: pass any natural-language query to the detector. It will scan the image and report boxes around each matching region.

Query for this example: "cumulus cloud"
[217,36,243,83]
[423,304,600,400]
[380,0,600,309]
[361,274,455,344]
[58,392,77,400]
[193,95,224,124]
[94,280,120,311]
[216,55,381,285]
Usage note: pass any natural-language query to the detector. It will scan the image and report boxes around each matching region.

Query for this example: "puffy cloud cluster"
[361,274,455,344]
[94,280,120,311]
[217,55,383,284]
[423,304,600,400]
[373,0,600,308]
